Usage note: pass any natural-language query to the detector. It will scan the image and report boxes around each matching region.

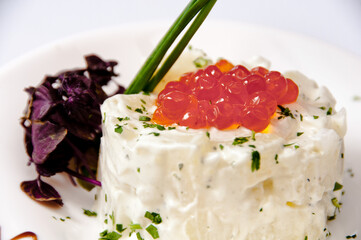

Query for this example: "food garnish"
[20,55,124,205]
[21,0,217,206]
[152,60,299,131]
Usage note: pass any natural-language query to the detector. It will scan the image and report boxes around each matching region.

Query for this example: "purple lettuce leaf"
[21,54,122,205]
[21,177,63,206]
[31,121,67,164]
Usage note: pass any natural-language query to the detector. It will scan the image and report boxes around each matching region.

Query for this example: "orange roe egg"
[152,60,299,132]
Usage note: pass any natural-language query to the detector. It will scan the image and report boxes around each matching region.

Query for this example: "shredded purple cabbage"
[21,55,124,206]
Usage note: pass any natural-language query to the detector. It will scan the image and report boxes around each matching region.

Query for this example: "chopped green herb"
[103,112,107,123]
[277,105,295,119]
[135,108,143,114]
[117,116,130,122]
[83,209,97,217]
[333,182,343,191]
[232,137,249,145]
[331,197,341,210]
[104,219,108,224]
[319,106,326,110]
[193,56,209,68]
[294,145,300,149]
[283,143,295,147]
[304,236,308,240]
[145,211,162,224]
[313,115,319,119]
[136,232,144,240]
[259,208,263,212]
[341,153,344,158]
[141,105,147,112]
[137,168,141,173]
[168,126,176,130]
[327,107,333,115]
[297,132,304,136]
[116,224,127,233]
[206,131,210,138]
[251,150,260,172]
[105,194,107,202]
[249,145,256,148]
[141,99,147,104]
[346,234,357,239]
[109,211,115,225]
[149,132,160,136]
[300,114,303,121]
[130,223,142,231]
[126,105,132,110]
[251,130,256,141]
[178,163,184,170]
[114,124,123,134]
[142,92,150,96]
[100,230,108,237]
[219,144,224,150]
[60,218,65,222]
[275,154,279,164]
[143,122,166,130]
[139,116,151,121]
[146,224,160,239]
[99,230,122,240]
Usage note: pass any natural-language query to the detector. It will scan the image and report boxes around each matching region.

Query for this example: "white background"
[1,0,361,68]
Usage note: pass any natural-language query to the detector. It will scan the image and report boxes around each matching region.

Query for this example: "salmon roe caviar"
[152,59,299,132]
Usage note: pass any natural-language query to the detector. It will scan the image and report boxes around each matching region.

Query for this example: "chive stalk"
[125,0,217,94]
[144,0,217,92]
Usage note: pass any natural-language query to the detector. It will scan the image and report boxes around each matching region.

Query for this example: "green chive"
[125,0,217,94]
[139,116,151,121]
[146,224,160,239]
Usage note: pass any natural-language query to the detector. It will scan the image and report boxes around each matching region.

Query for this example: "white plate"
[0,21,360,239]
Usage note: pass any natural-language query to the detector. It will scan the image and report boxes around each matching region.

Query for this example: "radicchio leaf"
[20,177,63,206]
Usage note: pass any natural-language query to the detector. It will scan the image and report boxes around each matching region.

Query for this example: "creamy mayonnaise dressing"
[96,57,346,240]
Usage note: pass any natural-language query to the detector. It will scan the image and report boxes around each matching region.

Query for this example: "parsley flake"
[116,224,126,233]
[139,116,151,121]
[333,182,343,191]
[149,132,160,136]
[297,132,304,136]
[135,108,143,114]
[346,234,357,239]
[327,107,333,115]
[83,209,97,217]
[114,125,123,134]
[206,131,210,138]
[117,117,130,122]
[141,99,147,104]
[146,224,160,239]
[275,154,279,164]
[99,230,122,240]
[277,105,295,119]
[103,112,107,123]
[313,115,319,119]
[251,150,261,172]
[136,232,144,240]
[232,137,249,145]
[145,211,162,224]
[219,144,224,150]
[130,223,142,231]
[283,143,295,147]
